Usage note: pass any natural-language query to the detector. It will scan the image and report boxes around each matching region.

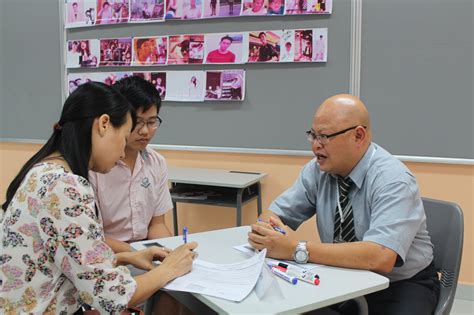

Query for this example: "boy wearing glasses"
[89,76,173,253]
[249,94,439,314]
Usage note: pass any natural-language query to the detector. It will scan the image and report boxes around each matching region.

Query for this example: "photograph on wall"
[307,0,332,14]
[189,35,205,64]
[168,35,191,64]
[66,0,96,27]
[205,69,245,101]
[294,29,312,62]
[248,31,281,63]
[67,74,85,94]
[241,0,268,15]
[67,39,100,68]
[219,0,241,16]
[279,30,295,62]
[267,0,284,15]
[130,0,165,22]
[99,38,132,66]
[133,72,167,99]
[165,0,185,19]
[93,72,132,85]
[181,0,203,19]
[166,71,205,102]
[203,0,220,17]
[312,28,327,62]
[133,36,168,65]
[285,0,331,15]
[96,0,130,24]
[205,33,244,64]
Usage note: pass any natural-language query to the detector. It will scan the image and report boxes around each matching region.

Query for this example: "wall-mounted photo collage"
[67,69,246,102]
[66,28,327,68]
[65,0,332,28]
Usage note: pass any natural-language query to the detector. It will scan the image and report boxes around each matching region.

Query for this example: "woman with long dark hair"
[0,82,197,313]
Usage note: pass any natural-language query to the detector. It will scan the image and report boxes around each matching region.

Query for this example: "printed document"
[164,249,266,302]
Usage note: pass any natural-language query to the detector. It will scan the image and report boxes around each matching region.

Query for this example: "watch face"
[295,250,307,262]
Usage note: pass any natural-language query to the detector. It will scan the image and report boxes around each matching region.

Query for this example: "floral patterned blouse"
[0,163,137,314]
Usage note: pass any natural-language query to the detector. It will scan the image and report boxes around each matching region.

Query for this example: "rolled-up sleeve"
[269,160,318,230]
[363,179,423,266]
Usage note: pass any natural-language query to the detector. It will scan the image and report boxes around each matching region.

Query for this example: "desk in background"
[132,226,389,314]
[168,167,266,236]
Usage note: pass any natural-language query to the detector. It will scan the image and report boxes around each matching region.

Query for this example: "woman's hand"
[125,246,171,271]
[159,242,198,279]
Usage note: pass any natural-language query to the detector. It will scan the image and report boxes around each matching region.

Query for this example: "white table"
[132,226,389,315]
[168,167,267,235]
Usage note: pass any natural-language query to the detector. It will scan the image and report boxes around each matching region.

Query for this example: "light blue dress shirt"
[269,143,434,282]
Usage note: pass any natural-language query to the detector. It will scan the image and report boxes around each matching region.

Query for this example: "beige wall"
[1,142,473,285]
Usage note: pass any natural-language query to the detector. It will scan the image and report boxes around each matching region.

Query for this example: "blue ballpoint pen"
[183,226,188,244]
[257,218,286,235]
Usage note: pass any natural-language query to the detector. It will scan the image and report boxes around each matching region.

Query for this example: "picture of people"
[96,0,130,24]
[241,0,268,15]
[248,31,281,63]
[312,28,327,62]
[67,39,99,68]
[67,74,85,94]
[285,0,331,14]
[66,0,96,27]
[182,0,203,19]
[307,0,332,13]
[189,35,205,64]
[219,0,241,16]
[279,30,295,62]
[130,0,165,22]
[294,29,312,62]
[205,33,244,64]
[66,0,85,25]
[164,0,185,19]
[203,0,220,17]
[151,72,167,99]
[99,38,132,66]
[168,35,191,64]
[285,0,305,14]
[94,72,131,85]
[205,70,245,101]
[166,71,205,102]
[133,36,167,65]
[267,0,284,14]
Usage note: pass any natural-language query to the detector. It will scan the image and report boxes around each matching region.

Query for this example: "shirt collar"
[347,142,377,189]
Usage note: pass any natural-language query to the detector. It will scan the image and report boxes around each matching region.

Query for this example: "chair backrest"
[422,197,464,315]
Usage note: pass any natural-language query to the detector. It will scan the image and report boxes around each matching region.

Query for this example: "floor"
[451,298,474,315]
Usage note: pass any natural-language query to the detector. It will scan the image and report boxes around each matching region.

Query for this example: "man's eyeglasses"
[305,125,366,145]
[135,115,163,131]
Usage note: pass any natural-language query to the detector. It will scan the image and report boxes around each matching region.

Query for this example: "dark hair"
[220,35,233,43]
[113,76,162,113]
[136,38,150,50]
[258,32,266,38]
[2,82,135,211]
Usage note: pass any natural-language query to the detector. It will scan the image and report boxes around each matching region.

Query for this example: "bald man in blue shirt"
[249,94,439,315]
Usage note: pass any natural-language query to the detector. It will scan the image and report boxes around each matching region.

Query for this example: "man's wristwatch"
[293,241,309,264]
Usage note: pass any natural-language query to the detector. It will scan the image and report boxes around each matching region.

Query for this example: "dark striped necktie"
[333,177,357,243]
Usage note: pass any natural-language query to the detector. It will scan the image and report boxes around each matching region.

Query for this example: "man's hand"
[248,216,298,260]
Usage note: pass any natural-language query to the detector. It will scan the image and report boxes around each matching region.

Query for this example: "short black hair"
[258,32,266,38]
[220,35,233,43]
[113,76,162,113]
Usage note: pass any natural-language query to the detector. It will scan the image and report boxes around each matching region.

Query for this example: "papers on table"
[164,249,266,302]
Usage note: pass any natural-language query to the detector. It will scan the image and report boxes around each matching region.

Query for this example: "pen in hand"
[183,226,188,244]
[257,218,286,235]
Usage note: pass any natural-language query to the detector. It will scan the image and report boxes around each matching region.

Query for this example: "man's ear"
[354,126,366,143]
[97,114,111,137]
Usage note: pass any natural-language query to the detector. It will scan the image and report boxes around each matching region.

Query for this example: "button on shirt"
[89,148,173,242]
[269,143,434,282]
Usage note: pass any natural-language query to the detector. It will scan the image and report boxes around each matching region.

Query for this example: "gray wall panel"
[360,0,473,159]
